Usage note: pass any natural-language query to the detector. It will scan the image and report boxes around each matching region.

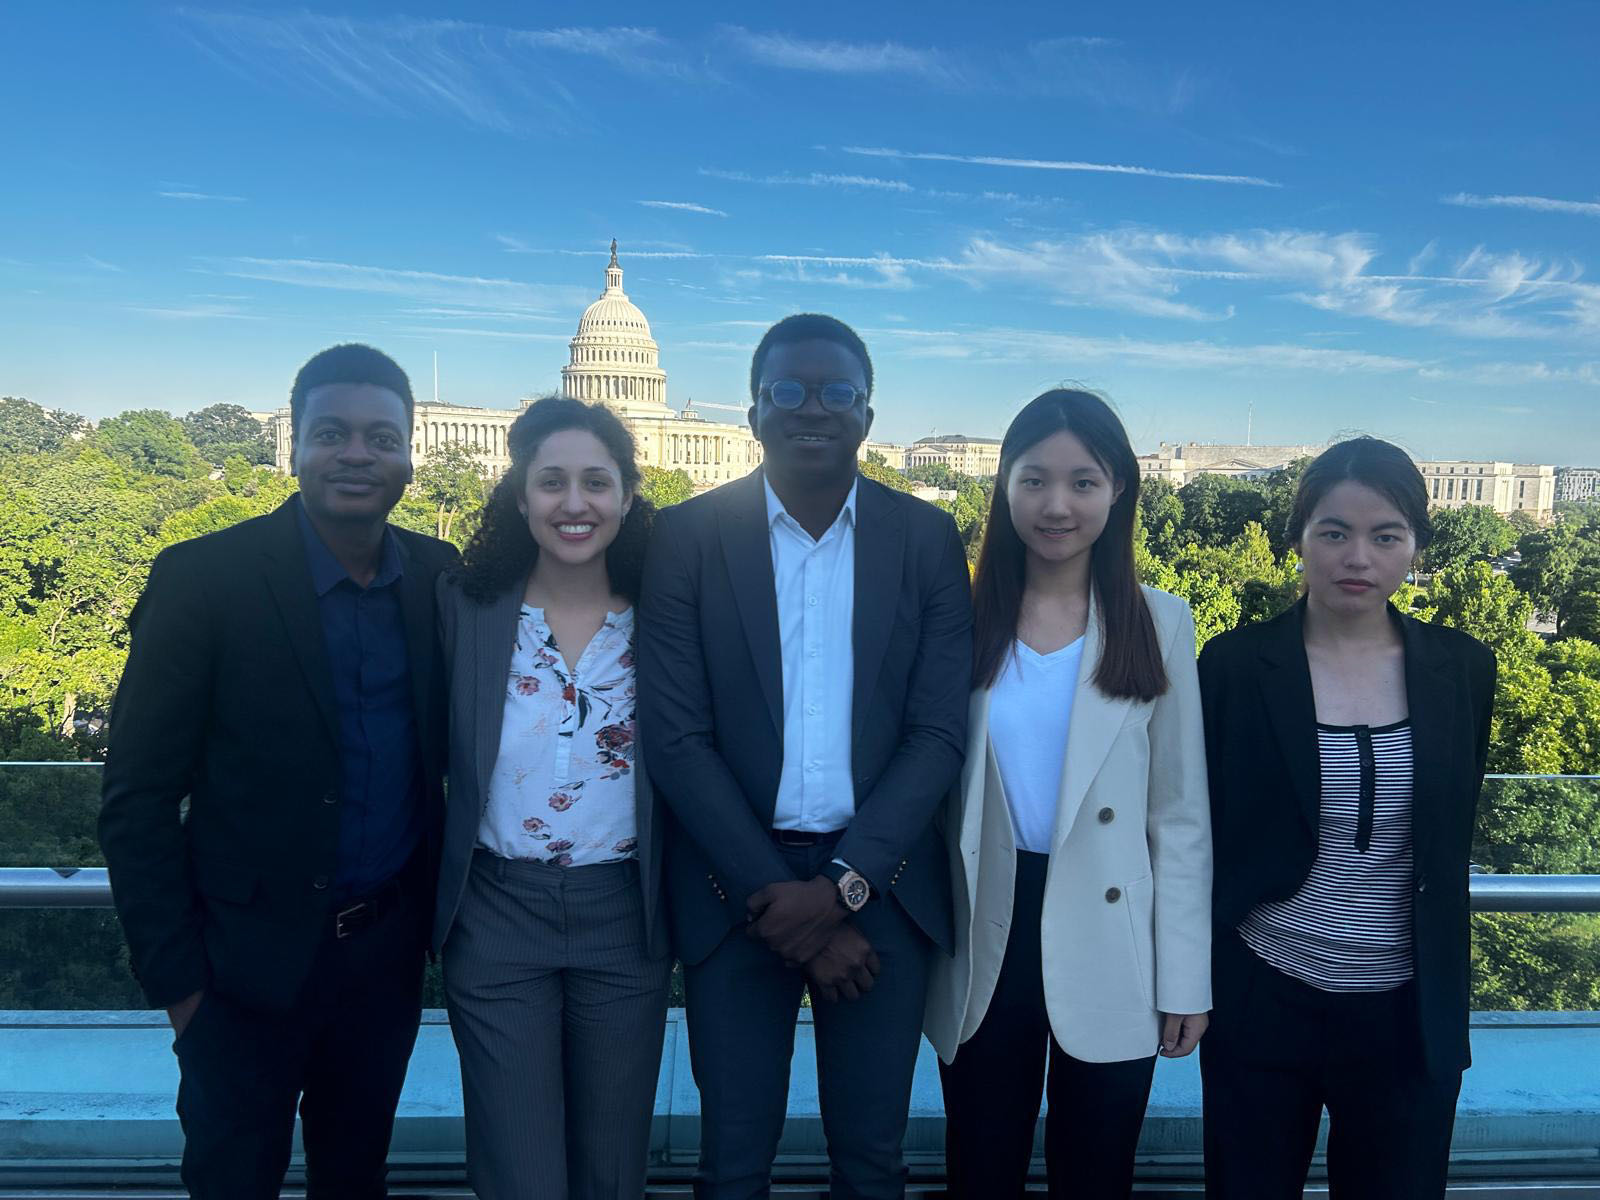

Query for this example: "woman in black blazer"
[1197,438,1496,1199]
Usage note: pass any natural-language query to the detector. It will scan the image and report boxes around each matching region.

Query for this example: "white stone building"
[906,434,1002,477]
[1416,460,1554,521]
[1136,442,1327,488]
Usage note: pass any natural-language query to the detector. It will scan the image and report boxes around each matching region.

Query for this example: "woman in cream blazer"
[925,390,1213,1200]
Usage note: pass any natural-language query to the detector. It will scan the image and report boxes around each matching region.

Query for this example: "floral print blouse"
[477,605,638,868]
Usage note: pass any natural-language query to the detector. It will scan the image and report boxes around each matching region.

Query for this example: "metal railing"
[4,867,1600,911]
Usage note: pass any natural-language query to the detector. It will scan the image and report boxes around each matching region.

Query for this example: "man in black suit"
[98,344,459,1199]
[639,314,973,1199]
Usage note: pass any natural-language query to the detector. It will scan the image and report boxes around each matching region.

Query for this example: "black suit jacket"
[98,498,458,1011]
[637,469,974,965]
[1197,599,1496,1077]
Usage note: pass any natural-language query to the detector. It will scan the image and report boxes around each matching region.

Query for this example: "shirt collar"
[763,474,859,535]
[294,494,404,595]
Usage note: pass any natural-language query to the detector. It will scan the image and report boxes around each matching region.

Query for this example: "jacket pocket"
[1123,873,1156,1009]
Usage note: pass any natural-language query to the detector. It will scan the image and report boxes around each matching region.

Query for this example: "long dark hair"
[459,396,655,604]
[972,389,1167,701]
[1286,436,1434,552]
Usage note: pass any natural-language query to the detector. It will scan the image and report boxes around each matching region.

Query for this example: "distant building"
[1415,460,1554,521]
[906,434,1002,477]
[263,243,911,488]
[1555,466,1600,506]
[860,440,907,471]
[1136,442,1326,488]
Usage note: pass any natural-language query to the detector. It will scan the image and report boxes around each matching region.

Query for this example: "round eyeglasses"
[762,379,866,413]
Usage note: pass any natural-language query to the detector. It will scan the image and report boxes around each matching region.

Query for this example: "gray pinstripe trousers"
[443,850,671,1200]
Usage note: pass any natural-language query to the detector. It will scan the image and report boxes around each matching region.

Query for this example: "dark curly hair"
[458,396,655,604]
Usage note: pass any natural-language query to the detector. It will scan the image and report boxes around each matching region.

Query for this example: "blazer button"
[322,791,338,805]
[1097,807,1115,824]
[313,875,330,890]
[1105,887,1121,903]
[1416,877,1428,893]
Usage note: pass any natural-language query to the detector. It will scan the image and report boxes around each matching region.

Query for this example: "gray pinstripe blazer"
[431,573,668,958]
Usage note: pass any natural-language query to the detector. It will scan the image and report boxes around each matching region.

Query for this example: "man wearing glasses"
[639,314,973,1198]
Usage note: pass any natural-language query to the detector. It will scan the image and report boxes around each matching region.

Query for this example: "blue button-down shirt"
[295,498,422,898]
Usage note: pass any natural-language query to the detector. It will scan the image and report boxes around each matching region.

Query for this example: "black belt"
[771,828,846,848]
[332,875,406,939]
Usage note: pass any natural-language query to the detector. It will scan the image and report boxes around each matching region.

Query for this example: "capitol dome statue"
[561,240,670,418]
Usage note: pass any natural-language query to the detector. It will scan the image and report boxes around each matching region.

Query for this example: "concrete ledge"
[2,1010,1598,1185]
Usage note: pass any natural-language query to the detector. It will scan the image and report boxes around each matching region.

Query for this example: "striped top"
[1239,720,1416,992]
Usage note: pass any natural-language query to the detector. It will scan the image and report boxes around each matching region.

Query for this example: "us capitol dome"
[561,239,670,417]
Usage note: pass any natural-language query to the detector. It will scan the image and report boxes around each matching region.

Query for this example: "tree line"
[3,396,1599,1010]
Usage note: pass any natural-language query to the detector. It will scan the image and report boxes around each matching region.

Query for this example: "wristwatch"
[834,868,871,913]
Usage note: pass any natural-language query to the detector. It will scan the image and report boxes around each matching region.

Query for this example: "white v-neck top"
[989,636,1086,854]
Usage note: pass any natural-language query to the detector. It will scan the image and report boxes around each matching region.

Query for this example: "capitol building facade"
[268,243,804,489]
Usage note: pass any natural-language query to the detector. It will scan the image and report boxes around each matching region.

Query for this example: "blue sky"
[4,2,1599,462]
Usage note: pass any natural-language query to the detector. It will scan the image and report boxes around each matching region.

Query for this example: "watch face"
[843,876,870,909]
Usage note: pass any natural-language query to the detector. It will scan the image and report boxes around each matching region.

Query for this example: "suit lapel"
[1258,601,1322,837]
[1399,611,1454,868]
[717,471,784,738]
[1053,591,1137,849]
[474,586,524,798]
[852,479,905,740]
[260,499,340,747]
[391,534,435,750]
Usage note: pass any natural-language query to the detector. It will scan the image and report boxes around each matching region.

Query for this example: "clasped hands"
[746,876,880,1003]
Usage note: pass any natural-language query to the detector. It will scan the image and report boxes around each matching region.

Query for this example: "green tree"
[0,397,84,456]
[1559,565,1600,644]
[181,403,273,467]
[1259,457,1310,558]
[905,462,959,490]
[1176,473,1268,546]
[391,444,489,545]
[858,459,914,495]
[1137,477,1185,559]
[1429,561,1540,659]
[1424,504,1517,571]
[94,409,207,479]
[639,465,694,509]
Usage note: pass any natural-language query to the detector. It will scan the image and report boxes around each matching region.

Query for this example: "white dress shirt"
[988,636,1085,853]
[765,476,857,832]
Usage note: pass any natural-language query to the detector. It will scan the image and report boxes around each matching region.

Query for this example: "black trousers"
[172,879,427,1200]
[683,839,934,1200]
[1201,932,1462,1199]
[939,851,1157,1200]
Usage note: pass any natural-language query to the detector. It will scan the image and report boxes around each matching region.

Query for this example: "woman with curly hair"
[431,396,669,1200]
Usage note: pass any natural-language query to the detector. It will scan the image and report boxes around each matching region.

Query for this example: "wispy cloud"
[841,145,1279,188]
[203,256,588,312]
[84,255,123,272]
[637,200,728,217]
[700,167,913,192]
[175,10,689,133]
[717,27,1198,115]
[125,301,260,320]
[869,324,1424,375]
[1443,192,1600,218]
[158,190,246,202]
[494,234,709,259]
[717,26,961,84]
[1024,38,1200,116]
[390,326,568,342]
